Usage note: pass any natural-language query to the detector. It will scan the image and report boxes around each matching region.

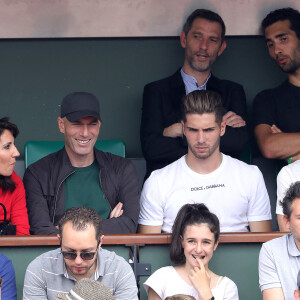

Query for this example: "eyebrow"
[265,33,288,43]
[63,246,96,252]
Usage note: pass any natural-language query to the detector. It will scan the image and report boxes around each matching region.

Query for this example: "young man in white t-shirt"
[138,90,272,233]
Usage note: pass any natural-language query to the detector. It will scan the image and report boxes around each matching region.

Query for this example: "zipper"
[53,170,75,223]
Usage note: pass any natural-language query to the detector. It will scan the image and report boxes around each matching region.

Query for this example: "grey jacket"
[23,147,140,235]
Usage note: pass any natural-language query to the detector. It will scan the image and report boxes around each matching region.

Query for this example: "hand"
[222,111,246,128]
[163,123,183,138]
[189,258,213,300]
[271,124,282,134]
[109,202,123,218]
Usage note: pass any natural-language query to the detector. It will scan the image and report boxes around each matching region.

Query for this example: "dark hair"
[170,203,220,264]
[262,7,300,40]
[0,117,19,193]
[182,90,223,125]
[280,181,300,220]
[58,207,102,244]
[183,9,226,41]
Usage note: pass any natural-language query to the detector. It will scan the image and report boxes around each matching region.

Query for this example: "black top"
[253,80,300,132]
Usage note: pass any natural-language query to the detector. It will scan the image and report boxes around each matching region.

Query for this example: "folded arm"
[255,124,300,159]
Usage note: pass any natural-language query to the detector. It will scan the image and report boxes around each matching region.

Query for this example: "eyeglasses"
[61,250,97,261]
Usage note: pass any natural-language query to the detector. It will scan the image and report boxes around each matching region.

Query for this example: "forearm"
[255,125,300,159]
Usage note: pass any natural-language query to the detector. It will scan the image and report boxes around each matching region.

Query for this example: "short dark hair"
[261,7,300,40]
[183,9,226,41]
[58,207,102,244]
[182,90,223,125]
[0,117,19,193]
[170,203,220,265]
[280,181,300,220]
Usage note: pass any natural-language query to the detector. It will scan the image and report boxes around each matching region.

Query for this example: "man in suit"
[140,8,248,179]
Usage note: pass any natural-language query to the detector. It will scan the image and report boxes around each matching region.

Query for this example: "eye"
[210,38,217,43]
[267,42,274,49]
[3,144,11,150]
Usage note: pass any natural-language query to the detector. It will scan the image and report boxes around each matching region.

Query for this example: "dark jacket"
[23,148,140,235]
[140,69,248,179]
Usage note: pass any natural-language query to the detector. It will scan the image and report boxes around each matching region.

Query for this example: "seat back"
[25,140,125,168]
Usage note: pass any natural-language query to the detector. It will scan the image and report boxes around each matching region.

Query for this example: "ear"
[217,41,227,56]
[181,120,185,136]
[220,120,226,137]
[57,234,61,243]
[213,240,219,251]
[283,215,291,231]
[98,235,104,249]
[180,235,184,248]
[57,117,65,134]
[180,31,187,49]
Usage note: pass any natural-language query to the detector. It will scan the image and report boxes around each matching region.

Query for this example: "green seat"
[25,140,125,168]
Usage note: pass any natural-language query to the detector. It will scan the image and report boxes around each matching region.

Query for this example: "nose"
[273,42,282,55]
[12,145,20,158]
[74,253,83,264]
[197,131,205,143]
[195,242,202,253]
[80,125,89,137]
[199,38,208,51]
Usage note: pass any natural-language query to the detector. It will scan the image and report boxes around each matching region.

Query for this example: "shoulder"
[10,171,23,186]
[279,160,300,178]
[208,75,244,91]
[224,155,260,174]
[100,248,132,272]
[261,234,288,253]
[144,266,174,290]
[0,254,13,269]
[144,69,182,90]
[254,81,288,101]
[24,148,65,176]
[94,149,135,173]
[27,248,61,271]
[145,157,184,183]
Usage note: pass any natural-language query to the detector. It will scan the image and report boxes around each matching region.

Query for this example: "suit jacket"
[140,69,248,179]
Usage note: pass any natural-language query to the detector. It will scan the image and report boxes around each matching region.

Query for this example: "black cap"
[61,92,101,122]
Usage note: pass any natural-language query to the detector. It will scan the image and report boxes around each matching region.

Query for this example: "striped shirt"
[23,248,138,300]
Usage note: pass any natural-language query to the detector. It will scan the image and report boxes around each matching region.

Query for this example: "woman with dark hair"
[144,204,238,300]
[0,117,29,235]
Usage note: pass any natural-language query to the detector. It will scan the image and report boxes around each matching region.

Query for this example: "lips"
[192,254,205,259]
[75,139,91,144]
[277,55,288,65]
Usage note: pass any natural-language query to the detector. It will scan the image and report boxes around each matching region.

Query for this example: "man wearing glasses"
[23,207,138,299]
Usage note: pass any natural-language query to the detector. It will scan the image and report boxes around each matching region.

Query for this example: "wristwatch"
[208,297,215,300]
[0,277,3,288]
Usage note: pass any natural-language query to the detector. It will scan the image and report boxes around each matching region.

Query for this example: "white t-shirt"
[144,266,239,300]
[276,160,300,215]
[139,154,271,232]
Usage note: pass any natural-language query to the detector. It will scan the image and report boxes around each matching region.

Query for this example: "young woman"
[0,117,29,235]
[144,204,238,300]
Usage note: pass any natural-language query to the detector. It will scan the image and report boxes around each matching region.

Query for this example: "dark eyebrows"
[265,33,289,43]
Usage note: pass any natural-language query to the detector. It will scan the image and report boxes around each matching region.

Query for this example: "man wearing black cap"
[23,92,140,235]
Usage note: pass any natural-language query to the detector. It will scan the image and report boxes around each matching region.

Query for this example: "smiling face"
[265,19,300,74]
[0,130,20,177]
[58,116,100,166]
[180,17,226,75]
[60,221,103,281]
[182,113,225,161]
[181,223,218,270]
